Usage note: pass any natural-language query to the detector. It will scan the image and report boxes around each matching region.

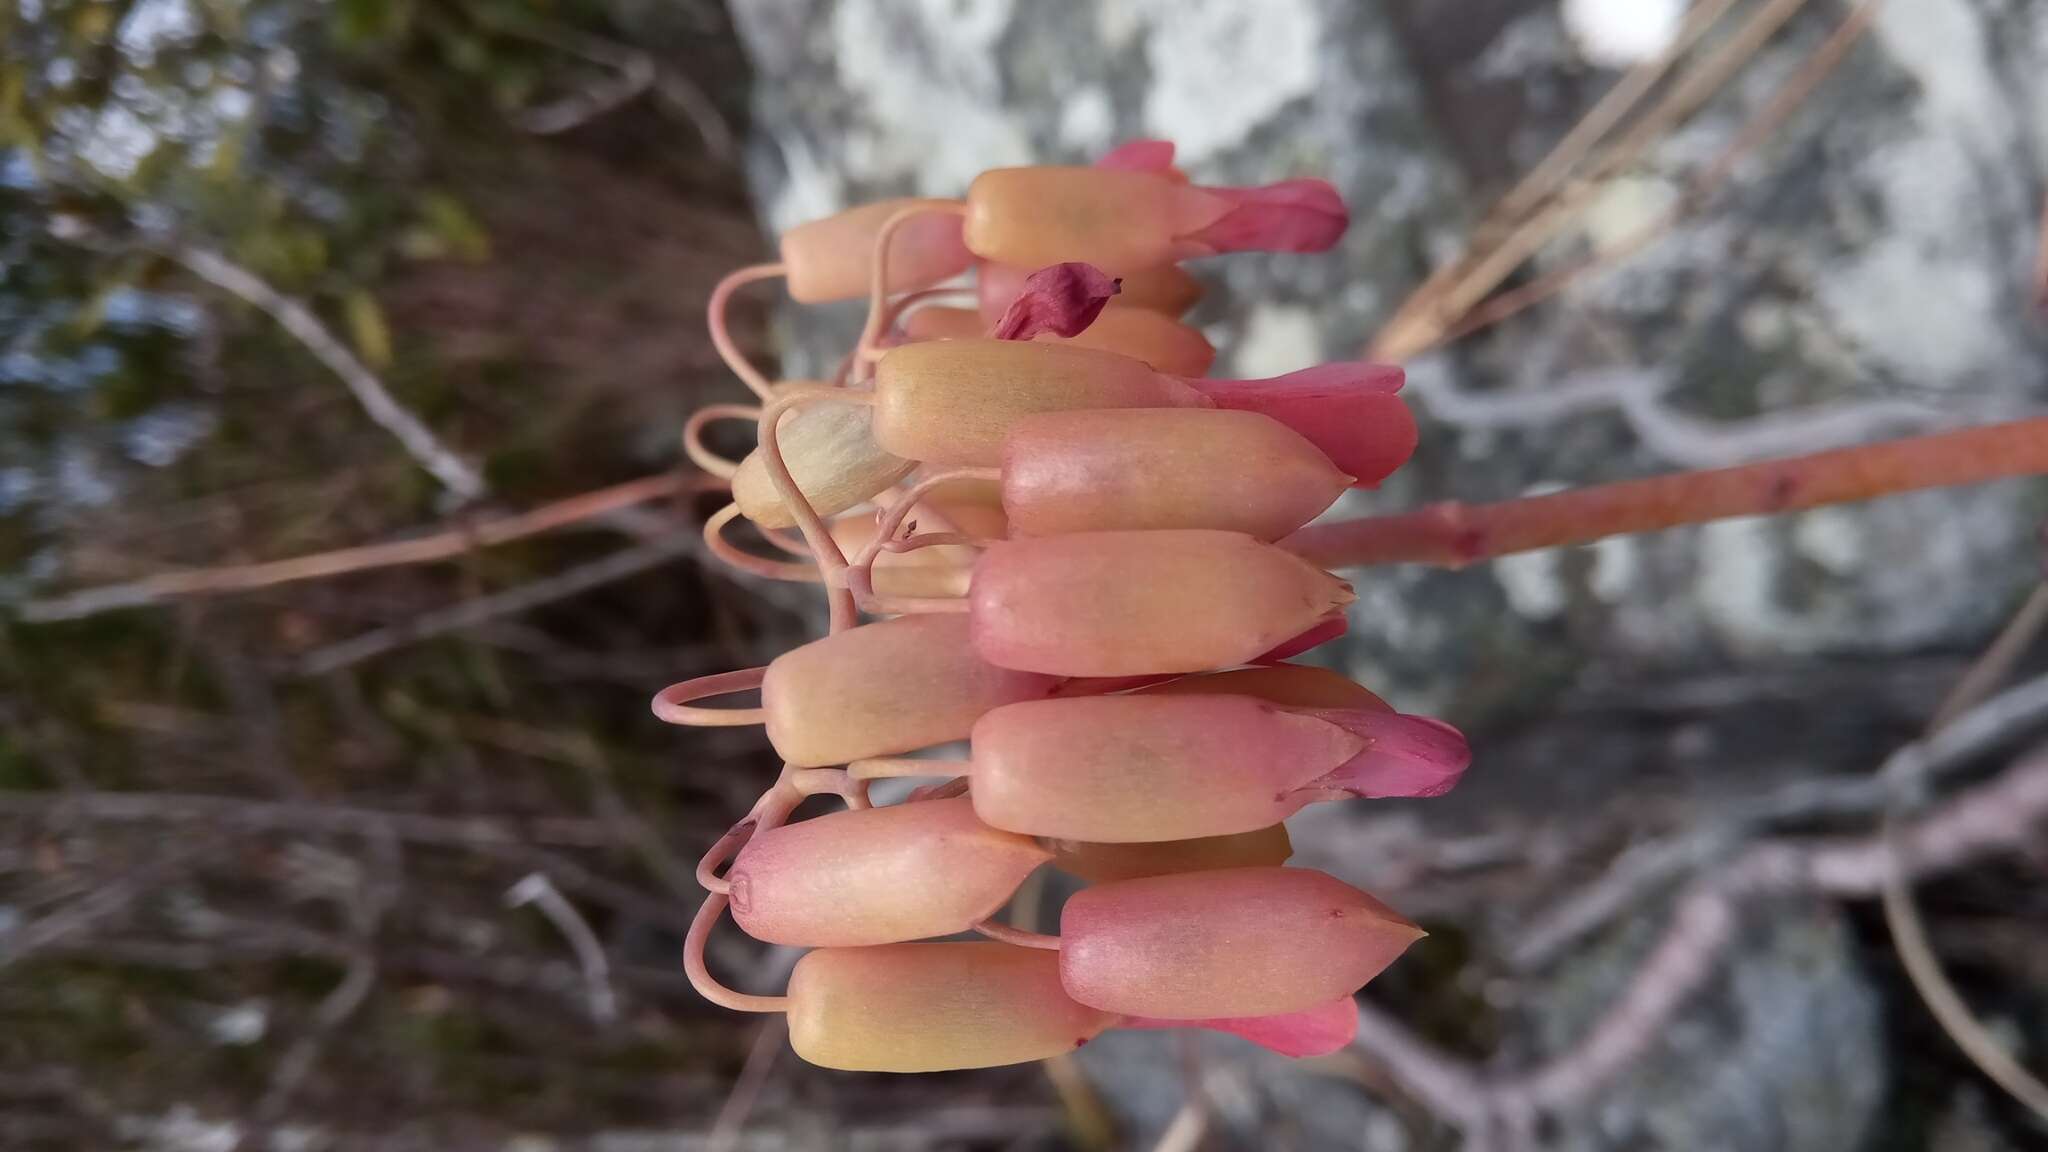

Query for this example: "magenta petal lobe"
[1124,996,1360,1058]
[1095,139,1177,172]
[991,262,1123,341]
[1180,178,1349,255]
[1294,710,1472,799]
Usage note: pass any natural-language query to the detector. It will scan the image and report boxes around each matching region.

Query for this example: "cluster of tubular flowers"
[662,140,1474,1074]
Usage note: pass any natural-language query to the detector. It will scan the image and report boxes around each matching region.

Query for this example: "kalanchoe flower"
[963,166,1349,273]
[1000,408,1351,540]
[1058,867,1423,1019]
[873,339,1212,465]
[786,942,1116,1073]
[727,797,1048,947]
[828,515,975,598]
[989,262,1122,341]
[968,529,1354,676]
[1092,138,1181,174]
[968,693,1471,841]
[761,614,1057,768]
[778,198,973,303]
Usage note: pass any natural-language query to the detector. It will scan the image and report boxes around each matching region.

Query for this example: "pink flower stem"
[1284,417,2048,570]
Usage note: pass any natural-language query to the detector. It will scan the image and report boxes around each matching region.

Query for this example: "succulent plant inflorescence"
[662,140,1471,1073]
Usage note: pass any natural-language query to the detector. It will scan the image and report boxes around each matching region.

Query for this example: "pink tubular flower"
[968,530,1354,676]
[1000,408,1350,540]
[786,942,1117,1072]
[968,693,1471,842]
[761,614,1057,768]
[873,340,1212,465]
[779,198,974,303]
[963,166,1349,273]
[1059,867,1423,1019]
[727,797,1049,947]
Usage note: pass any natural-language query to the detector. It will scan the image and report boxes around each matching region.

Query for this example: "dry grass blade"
[1437,0,1881,347]
[1373,0,1829,360]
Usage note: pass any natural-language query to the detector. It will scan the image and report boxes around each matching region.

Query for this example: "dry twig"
[19,473,701,622]
[1351,743,2048,1136]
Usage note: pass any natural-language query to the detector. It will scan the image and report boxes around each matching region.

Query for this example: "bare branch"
[1514,671,2048,968]
[1351,750,2048,1130]
[19,473,703,623]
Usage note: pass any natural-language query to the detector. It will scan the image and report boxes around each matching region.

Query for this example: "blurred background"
[3,0,2047,1149]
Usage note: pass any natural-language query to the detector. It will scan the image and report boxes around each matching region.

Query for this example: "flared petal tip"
[1124,996,1360,1058]
[1095,139,1178,172]
[1181,178,1350,256]
[1299,711,1472,799]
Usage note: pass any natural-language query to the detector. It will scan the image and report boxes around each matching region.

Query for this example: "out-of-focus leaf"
[401,191,490,263]
[332,0,415,46]
[344,289,393,369]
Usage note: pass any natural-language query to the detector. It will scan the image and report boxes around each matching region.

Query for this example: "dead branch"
[19,473,701,623]
[1350,750,2048,1134]
[1514,671,2048,969]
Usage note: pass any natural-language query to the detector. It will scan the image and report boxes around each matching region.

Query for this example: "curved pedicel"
[777,197,974,304]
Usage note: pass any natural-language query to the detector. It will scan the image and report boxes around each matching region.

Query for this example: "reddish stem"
[1285,417,2048,570]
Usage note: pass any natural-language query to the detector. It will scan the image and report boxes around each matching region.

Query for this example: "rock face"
[731,1,2044,1147]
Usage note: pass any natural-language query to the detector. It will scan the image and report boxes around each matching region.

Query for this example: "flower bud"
[964,168,1346,273]
[1001,409,1348,539]
[1047,824,1293,884]
[728,798,1048,947]
[1059,867,1422,1019]
[731,399,914,529]
[969,693,1470,841]
[762,614,1056,768]
[787,942,1116,1072]
[969,530,1352,676]
[873,340,1210,465]
[780,199,973,303]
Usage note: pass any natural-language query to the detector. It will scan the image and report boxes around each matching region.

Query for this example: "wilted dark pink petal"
[1292,711,1471,799]
[1189,364,1416,486]
[1096,139,1177,172]
[1253,612,1348,664]
[991,263,1122,341]
[1178,179,1348,256]
[1125,996,1359,1058]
